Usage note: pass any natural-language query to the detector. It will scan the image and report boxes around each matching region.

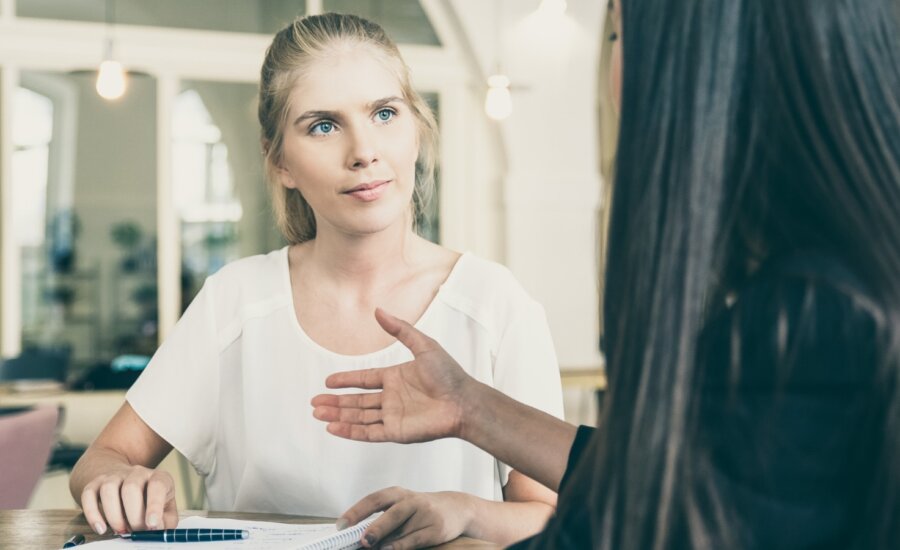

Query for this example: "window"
[174,88,243,303]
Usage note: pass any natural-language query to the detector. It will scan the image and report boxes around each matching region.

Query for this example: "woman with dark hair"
[312,0,900,547]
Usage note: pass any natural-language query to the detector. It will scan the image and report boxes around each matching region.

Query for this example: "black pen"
[120,528,249,542]
[62,533,85,548]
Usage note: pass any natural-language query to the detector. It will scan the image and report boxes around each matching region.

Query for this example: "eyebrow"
[292,96,405,127]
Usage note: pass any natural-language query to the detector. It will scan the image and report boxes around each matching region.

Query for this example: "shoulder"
[204,247,287,296]
[195,247,291,325]
[438,253,545,332]
[436,253,549,354]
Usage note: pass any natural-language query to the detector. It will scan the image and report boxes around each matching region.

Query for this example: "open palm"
[311,308,474,444]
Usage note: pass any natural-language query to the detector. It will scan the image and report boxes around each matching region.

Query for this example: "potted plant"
[49,210,81,273]
[110,221,143,272]
[44,284,77,315]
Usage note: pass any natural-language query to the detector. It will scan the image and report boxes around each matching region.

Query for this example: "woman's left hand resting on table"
[339,474,556,549]
[338,488,471,550]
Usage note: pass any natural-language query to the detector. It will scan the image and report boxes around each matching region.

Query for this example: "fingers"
[374,308,439,356]
[144,470,175,529]
[80,480,109,535]
[80,468,177,535]
[325,368,385,390]
[312,393,383,425]
[340,486,407,529]
[162,484,180,529]
[359,493,417,548]
[313,406,383,425]
[98,476,129,534]
[311,392,382,409]
[325,421,388,442]
[120,468,150,530]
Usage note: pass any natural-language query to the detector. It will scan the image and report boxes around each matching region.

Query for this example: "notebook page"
[74,516,338,549]
[295,514,380,550]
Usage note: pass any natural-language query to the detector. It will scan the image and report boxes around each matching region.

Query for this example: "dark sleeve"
[694,268,883,548]
[506,425,596,550]
[558,425,596,493]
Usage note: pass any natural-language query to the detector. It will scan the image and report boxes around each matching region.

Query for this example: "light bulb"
[484,74,512,121]
[96,59,127,100]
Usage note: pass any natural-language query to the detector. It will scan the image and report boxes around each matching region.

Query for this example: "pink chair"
[0,406,60,509]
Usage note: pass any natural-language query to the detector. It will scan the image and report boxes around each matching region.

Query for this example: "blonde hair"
[596,6,620,340]
[258,13,439,244]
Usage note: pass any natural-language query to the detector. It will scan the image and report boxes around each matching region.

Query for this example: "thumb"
[374,308,438,356]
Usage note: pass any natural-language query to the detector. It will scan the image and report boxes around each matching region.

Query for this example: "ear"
[276,165,298,190]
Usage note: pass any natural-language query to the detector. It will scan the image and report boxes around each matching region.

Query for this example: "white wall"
[450,0,605,368]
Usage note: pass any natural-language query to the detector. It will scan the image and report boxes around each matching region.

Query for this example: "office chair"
[0,406,60,508]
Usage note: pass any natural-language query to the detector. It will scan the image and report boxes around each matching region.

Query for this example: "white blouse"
[127,247,564,517]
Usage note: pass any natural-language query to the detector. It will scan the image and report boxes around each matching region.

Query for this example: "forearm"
[458,380,577,492]
[70,402,174,504]
[461,494,554,546]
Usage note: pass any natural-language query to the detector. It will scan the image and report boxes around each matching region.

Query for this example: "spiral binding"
[300,515,379,550]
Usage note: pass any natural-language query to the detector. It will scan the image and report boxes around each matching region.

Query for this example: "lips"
[343,180,390,202]
[344,180,390,193]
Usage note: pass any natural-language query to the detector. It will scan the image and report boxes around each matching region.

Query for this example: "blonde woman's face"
[277,48,419,238]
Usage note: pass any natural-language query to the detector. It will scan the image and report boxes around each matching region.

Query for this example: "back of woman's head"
[552,0,900,547]
[258,13,438,243]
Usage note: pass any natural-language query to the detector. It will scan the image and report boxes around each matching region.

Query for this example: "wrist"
[445,491,479,538]
[456,378,491,444]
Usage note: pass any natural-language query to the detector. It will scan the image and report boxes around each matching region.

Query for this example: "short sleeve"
[126,278,221,475]
[492,299,565,485]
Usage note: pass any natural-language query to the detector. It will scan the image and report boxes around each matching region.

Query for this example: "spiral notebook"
[294,515,380,550]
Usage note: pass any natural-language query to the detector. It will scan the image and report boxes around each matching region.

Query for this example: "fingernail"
[94,522,107,535]
[365,533,377,546]
[147,514,159,528]
[335,518,348,530]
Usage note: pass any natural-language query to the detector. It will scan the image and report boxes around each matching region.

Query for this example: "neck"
[301,216,423,288]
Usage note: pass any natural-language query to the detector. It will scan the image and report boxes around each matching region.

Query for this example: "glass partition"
[15,69,158,372]
[174,80,280,309]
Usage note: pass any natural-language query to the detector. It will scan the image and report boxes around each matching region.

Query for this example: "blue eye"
[376,108,394,122]
[310,121,335,136]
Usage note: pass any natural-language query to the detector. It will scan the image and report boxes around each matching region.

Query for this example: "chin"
[343,212,409,237]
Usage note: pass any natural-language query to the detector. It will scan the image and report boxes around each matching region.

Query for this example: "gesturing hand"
[311,308,477,444]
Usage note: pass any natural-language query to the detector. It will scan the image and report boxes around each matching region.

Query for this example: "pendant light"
[96,0,127,100]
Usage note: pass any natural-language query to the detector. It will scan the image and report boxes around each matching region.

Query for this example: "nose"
[347,123,378,170]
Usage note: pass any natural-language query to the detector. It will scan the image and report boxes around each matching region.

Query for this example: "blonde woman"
[69,13,563,549]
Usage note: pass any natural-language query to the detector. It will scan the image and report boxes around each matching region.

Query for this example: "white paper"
[77,516,340,550]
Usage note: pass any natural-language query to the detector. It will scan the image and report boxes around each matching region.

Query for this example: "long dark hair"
[549,0,900,547]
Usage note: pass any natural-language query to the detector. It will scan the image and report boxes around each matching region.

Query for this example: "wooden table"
[0,509,499,549]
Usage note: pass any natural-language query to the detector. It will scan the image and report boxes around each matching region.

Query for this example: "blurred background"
[0,0,610,510]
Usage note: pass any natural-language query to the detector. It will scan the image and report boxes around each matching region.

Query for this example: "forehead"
[288,48,404,116]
